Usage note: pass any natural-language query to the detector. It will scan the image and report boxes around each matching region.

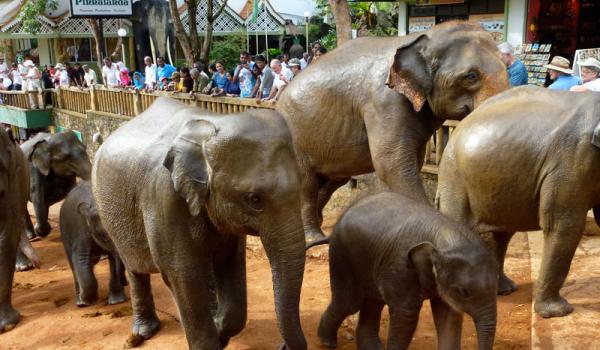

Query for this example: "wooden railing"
[55,87,91,115]
[0,90,41,109]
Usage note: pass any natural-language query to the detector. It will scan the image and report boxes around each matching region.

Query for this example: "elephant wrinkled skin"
[277,21,509,241]
[437,87,600,318]
[92,98,307,349]
[312,192,497,350]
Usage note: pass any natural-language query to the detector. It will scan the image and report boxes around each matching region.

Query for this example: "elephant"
[436,87,600,318]
[276,21,509,241]
[307,191,497,350]
[132,0,176,69]
[14,131,90,272]
[0,128,40,333]
[92,98,307,349]
[60,181,128,307]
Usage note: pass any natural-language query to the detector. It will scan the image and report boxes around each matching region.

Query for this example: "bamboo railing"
[0,90,41,109]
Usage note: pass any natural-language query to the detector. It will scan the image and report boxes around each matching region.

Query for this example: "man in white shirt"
[144,56,157,90]
[83,65,97,87]
[265,59,293,102]
[0,76,12,90]
[571,57,600,92]
[101,57,120,88]
[10,63,23,90]
[55,63,70,87]
[300,53,309,70]
[0,57,8,79]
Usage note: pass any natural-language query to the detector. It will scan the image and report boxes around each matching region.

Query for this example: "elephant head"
[163,111,307,349]
[387,21,509,119]
[24,131,91,180]
[410,241,498,350]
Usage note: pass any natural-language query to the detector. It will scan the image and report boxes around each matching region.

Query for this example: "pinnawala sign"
[70,0,133,17]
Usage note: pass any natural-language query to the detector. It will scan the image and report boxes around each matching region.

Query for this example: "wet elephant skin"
[92,98,307,349]
[437,87,600,318]
[317,192,497,350]
[276,21,509,242]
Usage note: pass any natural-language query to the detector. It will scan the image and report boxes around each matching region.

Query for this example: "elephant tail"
[305,236,330,250]
[593,206,600,228]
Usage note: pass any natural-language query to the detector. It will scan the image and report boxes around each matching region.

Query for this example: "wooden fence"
[0,86,454,169]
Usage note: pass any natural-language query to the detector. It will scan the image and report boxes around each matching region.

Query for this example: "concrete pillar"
[37,38,52,66]
[506,0,527,49]
[397,1,408,36]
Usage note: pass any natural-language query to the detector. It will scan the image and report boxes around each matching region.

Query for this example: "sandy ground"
[2,203,534,349]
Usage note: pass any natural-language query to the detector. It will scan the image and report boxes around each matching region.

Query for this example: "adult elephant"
[436,87,600,318]
[0,128,40,333]
[276,21,509,241]
[93,98,306,349]
[132,0,176,68]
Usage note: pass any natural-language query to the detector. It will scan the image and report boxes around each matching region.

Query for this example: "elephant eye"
[463,71,480,84]
[245,193,263,211]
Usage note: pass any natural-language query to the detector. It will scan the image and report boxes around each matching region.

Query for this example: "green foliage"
[319,29,337,50]
[209,34,246,71]
[314,0,400,38]
[19,0,58,34]
[266,48,282,58]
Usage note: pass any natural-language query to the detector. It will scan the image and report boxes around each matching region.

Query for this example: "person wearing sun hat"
[571,57,600,92]
[545,56,580,91]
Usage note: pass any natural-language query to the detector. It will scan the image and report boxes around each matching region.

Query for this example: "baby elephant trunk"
[473,303,497,350]
[18,232,40,268]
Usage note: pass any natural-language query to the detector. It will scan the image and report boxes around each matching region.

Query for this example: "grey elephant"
[60,181,128,307]
[93,98,307,349]
[437,87,600,318]
[0,128,40,333]
[276,21,509,241]
[308,192,497,350]
[15,131,91,271]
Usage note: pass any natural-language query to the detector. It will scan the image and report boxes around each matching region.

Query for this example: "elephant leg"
[125,271,160,348]
[107,254,128,305]
[15,248,34,272]
[387,303,422,350]
[301,170,326,242]
[213,236,247,347]
[72,252,98,307]
[316,178,350,226]
[534,210,586,318]
[32,190,51,237]
[356,299,385,350]
[0,228,20,333]
[431,298,463,350]
[24,208,35,240]
[492,232,517,295]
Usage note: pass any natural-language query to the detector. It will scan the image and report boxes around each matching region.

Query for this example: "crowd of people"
[498,42,600,92]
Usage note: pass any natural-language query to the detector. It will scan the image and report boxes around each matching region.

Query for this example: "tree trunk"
[169,0,195,66]
[200,0,227,62]
[188,0,200,63]
[1,40,15,63]
[328,0,352,47]
[86,19,104,69]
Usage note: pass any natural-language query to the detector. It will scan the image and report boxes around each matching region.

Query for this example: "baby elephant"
[309,192,498,350]
[60,181,128,307]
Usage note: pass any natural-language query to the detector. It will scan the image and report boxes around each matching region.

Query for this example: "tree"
[170,0,228,66]
[19,0,58,35]
[328,0,352,47]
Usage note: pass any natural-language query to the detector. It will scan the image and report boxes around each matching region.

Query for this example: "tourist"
[25,60,41,109]
[144,56,157,91]
[312,46,327,63]
[0,76,12,90]
[119,67,131,87]
[190,65,209,94]
[281,53,290,69]
[168,71,181,92]
[41,65,53,89]
[238,62,256,98]
[0,57,7,79]
[10,63,22,91]
[288,58,302,77]
[571,57,600,92]
[179,67,193,93]
[83,65,97,87]
[156,57,176,87]
[264,59,293,102]
[224,71,240,97]
[233,51,254,83]
[102,57,120,88]
[55,63,70,87]
[72,63,85,87]
[253,55,274,102]
[300,52,309,69]
[159,77,168,91]
[545,56,580,91]
[498,42,528,86]
[132,72,145,90]
[308,42,322,65]
[17,57,28,91]
[212,61,228,92]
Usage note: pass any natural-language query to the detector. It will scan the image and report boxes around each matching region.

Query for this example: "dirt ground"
[1,203,532,350]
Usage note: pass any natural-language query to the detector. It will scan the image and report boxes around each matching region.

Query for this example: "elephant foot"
[124,314,160,348]
[108,291,129,305]
[15,251,34,272]
[0,306,20,333]
[26,229,36,240]
[76,295,97,307]
[534,296,574,318]
[497,273,518,296]
[317,324,338,348]
[34,223,51,238]
[305,229,326,245]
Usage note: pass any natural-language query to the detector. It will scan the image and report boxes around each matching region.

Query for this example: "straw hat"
[288,58,301,67]
[23,60,35,67]
[545,56,573,74]
[54,63,64,70]
[579,57,600,72]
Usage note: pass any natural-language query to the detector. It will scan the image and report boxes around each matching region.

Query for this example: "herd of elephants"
[1,21,600,350]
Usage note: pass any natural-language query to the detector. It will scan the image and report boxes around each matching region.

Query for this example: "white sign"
[573,48,600,77]
[408,17,435,34]
[70,0,132,17]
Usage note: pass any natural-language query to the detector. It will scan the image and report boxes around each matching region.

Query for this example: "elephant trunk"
[78,160,92,181]
[473,304,497,350]
[260,216,307,350]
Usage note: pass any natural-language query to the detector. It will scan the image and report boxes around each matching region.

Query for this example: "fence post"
[133,89,142,115]
[90,85,97,111]
[56,88,63,109]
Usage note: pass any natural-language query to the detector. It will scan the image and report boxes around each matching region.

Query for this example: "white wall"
[397,1,408,36]
[506,0,527,49]
[37,39,51,66]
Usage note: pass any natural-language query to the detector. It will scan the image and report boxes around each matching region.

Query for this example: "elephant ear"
[163,119,217,217]
[408,241,438,293]
[30,140,52,176]
[386,34,432,112]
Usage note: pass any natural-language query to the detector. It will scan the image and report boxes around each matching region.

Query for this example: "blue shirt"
[157,64,176,82]
[548,74,581,91]
[507,59,528,86]
[213,72,228,89]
